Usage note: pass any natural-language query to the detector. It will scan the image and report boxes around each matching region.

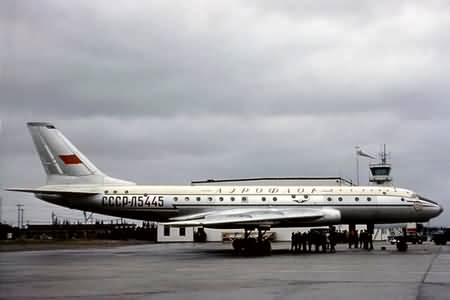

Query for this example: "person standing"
[348,230,353,248]
[329,226,336,253]
[294,232,299,253]
[321,232,327,253]
[291,232,295,252]
[297,232,303,253]
[314,231,320,253]
[302,232,308,253]
[308,231,313,252]
[363,230,369,250]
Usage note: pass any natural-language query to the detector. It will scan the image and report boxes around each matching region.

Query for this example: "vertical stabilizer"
[27,122,134,186]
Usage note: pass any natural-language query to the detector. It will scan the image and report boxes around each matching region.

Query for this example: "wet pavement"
[0,242,449,300]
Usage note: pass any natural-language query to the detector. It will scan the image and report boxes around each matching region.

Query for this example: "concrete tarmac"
[0,242,449,300]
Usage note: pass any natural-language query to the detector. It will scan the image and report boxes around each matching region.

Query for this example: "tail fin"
[27,122,134,186]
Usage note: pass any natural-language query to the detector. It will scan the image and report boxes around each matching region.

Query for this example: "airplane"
[6,122,443,255]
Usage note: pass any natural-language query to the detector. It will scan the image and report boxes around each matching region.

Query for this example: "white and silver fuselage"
[37,184,442,227]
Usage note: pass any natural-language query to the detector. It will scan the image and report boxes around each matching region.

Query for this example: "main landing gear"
[232,226,272,256]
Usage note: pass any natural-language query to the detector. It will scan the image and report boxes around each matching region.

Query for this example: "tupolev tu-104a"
[6,122,443,254]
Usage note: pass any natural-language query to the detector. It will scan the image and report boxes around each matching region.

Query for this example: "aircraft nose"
[432,202,444,217]
[438,203,444,215]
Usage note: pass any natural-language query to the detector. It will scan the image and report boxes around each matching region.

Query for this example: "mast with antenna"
[369,144,392,186]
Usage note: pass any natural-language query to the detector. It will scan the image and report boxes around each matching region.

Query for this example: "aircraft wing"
[164,207,340,229]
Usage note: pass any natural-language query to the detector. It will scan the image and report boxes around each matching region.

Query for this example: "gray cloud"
[1,0,449,225]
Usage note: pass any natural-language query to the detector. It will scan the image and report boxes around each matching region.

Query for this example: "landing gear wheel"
[243,238,257,256]
[232,239,243,253]
[397,240,408,252]
[261,240,272,256]
[231,227,272,256]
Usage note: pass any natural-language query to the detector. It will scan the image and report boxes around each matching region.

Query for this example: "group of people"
[290,228,336,253]
[348,229,373,250]
[291,228,375,253]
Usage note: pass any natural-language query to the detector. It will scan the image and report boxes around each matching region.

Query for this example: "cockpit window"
[418,195,438,205]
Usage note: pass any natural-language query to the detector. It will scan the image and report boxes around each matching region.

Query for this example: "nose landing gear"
[232,226,272,256]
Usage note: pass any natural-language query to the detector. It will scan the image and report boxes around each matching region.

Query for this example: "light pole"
[355,146,375,186]
[0,195,2,224]
[355,146,360,186]
[17,204,23,229]
[20,208,24,229]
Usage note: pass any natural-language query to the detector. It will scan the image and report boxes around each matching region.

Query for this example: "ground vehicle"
[390,233,424,245]
[432,230,449,245]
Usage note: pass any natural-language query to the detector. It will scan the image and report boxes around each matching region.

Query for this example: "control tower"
[369,144,392,186]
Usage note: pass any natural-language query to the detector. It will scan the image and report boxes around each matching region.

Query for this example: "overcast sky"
[1,1,449,226]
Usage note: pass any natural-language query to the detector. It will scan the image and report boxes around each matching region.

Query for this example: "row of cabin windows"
[173,196,278,202]
[173,194,310,202]
[102,191,406,203]
[172,196,403,202]
[104,190,390,196]
[104,190,150,197]
[327,196,372,202]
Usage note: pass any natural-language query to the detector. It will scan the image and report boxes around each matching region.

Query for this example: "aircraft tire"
[232,239,243,252]
[261,240,272,256]
[397,241,408,252]
[243,238,257,256]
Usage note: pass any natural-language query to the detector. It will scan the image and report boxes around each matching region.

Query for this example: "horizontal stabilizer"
[5,188,99,196]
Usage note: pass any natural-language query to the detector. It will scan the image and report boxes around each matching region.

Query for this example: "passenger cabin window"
[262,197,266,202]
[208,197,213,201]
[219,197,224,201]
[196,197,201,201]
[273,197,277,201]
[338,197,343,202]
[174,197,178,201]
[355,197,360,202]
[242,197,247,202]
[327,197,332,201]
[185,197,189,201]
[230,197,235,201]
[304,195,309,199]
[367,197,372,201]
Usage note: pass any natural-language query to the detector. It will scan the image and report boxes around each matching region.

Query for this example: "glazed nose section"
[437,203,444,216]
[430,202,444,218]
